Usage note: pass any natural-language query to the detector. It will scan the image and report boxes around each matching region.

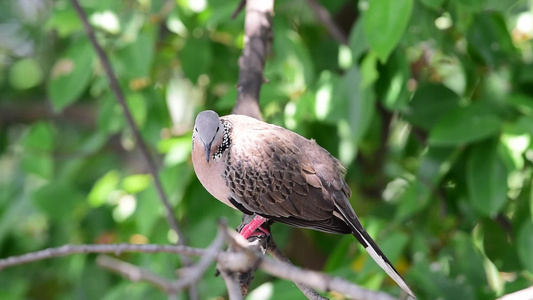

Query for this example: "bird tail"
[334,204,416,298]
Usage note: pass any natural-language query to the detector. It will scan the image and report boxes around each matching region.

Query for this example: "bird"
[192,110,415,298]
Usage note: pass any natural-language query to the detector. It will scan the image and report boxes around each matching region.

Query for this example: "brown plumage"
[192,110,415,298]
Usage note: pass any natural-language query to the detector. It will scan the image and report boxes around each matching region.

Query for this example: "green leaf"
[483,220,521,272]
[376,49,410,110]
[48,39,95,111]
[363,0,413,62]
[360,52,379,88]
[45,7,82,37]
[458,0,483,12]
[115,33,155,79]
[396,147,461,219]
[345,65,376,143]
[122,174,151,194]
[467,12,516,67]
[466,139,508,216]
[24,122,55,152]
[98,93,125,134]
[507,94,533,116]
[180,37,212,83]
[406,83,460,131]
[163,137,193,167]
[88,170,121,207]
[450,233,488,291]
[429,105,502,146]
[21,153,54,179]
[126,93,147,127]
[9,58,43,90]
[419,0,444,10]
[517,221,533,273]
[32,182,83,221]
[348,19,368,61]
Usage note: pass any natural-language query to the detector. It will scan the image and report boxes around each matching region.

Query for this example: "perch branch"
[0,225,400,300]
[224,228,399,300]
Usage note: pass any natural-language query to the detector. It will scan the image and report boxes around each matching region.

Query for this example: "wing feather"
[223,117,351,233]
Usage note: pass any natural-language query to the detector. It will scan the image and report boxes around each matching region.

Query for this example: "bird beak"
[204,142,211,162]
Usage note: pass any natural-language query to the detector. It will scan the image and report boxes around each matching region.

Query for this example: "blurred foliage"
[1,0,533,299]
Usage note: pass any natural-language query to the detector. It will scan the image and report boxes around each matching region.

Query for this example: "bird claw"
[240,215,269,239]
[246,226,270,239]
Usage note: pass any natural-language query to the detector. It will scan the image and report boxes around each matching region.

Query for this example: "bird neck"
[212,119,232,161]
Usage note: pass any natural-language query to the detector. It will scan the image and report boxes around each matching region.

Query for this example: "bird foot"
[240,215,270,239]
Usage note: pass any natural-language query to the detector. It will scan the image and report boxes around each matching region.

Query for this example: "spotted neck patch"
[212,120,231,161]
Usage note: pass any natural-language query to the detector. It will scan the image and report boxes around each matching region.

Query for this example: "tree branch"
[224,228,399,300]
[232,0,274,120]
[0,244,202,270]
[0,224,400,300]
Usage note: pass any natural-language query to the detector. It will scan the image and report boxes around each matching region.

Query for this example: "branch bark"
[232,0,274,120]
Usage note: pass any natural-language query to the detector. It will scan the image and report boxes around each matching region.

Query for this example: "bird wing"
[223,120,351,234]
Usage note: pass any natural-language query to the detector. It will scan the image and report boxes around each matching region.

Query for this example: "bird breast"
[192,138,236,209]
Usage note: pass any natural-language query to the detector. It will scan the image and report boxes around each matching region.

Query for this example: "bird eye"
[195,128,198,132]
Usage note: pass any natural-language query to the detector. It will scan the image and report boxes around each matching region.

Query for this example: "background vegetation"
[1,0,532,299]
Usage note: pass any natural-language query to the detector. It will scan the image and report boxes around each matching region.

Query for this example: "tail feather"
[334,204,415,298]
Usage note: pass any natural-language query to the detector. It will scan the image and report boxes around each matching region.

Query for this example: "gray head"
[194,110,223,162]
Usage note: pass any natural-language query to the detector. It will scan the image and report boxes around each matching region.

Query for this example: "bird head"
[193,110,224,163]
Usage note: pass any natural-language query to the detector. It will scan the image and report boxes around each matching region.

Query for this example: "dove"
[192,110,415,298]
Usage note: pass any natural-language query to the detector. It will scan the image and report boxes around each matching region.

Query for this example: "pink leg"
[240,215,270,239]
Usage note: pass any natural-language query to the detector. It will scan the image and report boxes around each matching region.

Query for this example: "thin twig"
[70,1,197,298]
[231,0,247,19]
[304,0,348,45]
[268,239,328,300]
[0,244,203,270]
[70,0,184,246]
[97,255,177,295]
